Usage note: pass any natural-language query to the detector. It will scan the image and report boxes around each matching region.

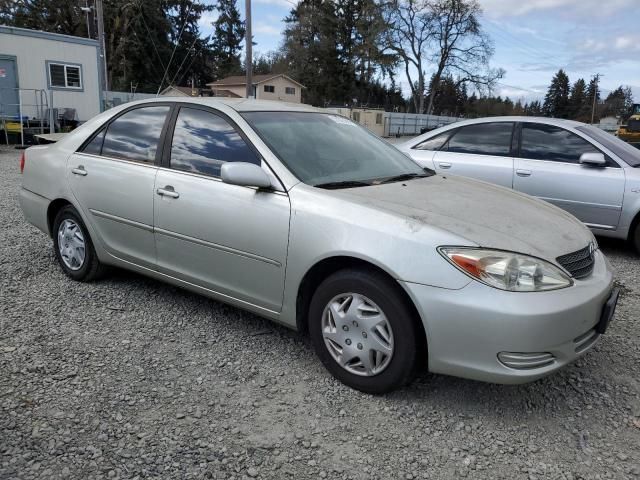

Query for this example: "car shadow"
[103,266,623,422]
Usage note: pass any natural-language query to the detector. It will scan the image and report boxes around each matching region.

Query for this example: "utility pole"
[80,1,92,39]
[245,0,253,98]
[591,73,602,124]
[95,0,109,92]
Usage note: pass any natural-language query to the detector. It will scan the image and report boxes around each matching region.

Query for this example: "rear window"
[444,122,514,157]
[101,106,170,163]
[577,125,640,167]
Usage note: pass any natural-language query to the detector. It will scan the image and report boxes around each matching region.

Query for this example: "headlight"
[439,247,572,292]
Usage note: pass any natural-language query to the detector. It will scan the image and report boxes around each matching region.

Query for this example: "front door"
[69,105,171,267]
[154,106,291,313]
[513,122,625,230]
[0,55,19,117]
[431,122,515,188]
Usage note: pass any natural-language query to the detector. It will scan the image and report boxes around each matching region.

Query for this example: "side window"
[521,123,604,164]
[81,128,105,155]
[170,107,260,178]
[264,85,275,93]
[446,122,514,156]
[101,106,170,163]
[414,131,451,151]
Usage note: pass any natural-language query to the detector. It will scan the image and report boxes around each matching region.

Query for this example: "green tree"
[602,86,634,119]
[211,0,245,80]
[585,76,601,122]
[568,78,589,121]
[543,69,570,118]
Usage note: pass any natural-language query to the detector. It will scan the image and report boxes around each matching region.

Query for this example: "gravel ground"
[1,145,639,480]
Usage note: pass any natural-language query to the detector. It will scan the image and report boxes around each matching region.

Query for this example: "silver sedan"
[398,116,640,252]
[19,99,617,393]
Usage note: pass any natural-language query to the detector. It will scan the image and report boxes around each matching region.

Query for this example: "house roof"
[212,89,243,98]
[160,85,200,97]
[207,74,305,88]
[0,25,99,47]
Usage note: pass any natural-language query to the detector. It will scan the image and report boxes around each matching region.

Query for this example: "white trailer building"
[0,25,103,129]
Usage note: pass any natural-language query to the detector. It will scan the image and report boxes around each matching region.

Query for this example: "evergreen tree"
[585,76,601,122]
[568,78,589,122]
[543,69,570,118]
[211,0,246,80]
[602,86,634,119]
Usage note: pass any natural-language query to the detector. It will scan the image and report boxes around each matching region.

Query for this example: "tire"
[52,205,105,281]
[309,268,423,394]
[632,223,640,254]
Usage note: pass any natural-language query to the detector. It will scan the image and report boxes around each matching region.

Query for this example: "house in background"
[326,106,386,137]
[0,25,102,124]
[160,84,240,99]
[206,74,304,103]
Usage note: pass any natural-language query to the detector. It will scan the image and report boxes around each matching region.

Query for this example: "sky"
[198,0,640,103]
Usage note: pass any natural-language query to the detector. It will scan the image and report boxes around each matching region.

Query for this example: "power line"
[157,1,194,95]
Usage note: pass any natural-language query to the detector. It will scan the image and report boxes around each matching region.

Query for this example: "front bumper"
[402,250,615,384]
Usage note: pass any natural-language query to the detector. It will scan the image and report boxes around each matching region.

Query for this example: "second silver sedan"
[398,117,640,252]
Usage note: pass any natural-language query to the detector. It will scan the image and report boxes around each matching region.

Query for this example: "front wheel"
[632,222,640,254]
[309,268,423,394]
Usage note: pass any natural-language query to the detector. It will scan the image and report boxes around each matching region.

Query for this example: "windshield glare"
[242,112,425,185]
[577,125,640,167]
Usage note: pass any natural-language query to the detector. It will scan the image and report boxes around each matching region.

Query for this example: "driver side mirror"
[579,152,606,167]
[221,162,272,189]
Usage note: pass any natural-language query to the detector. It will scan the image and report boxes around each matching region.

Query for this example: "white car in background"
[398,117,640,252]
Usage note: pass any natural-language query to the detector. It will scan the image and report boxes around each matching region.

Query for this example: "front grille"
[556,244,595,279]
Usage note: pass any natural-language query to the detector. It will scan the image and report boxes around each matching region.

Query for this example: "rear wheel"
[52,205,104,281]
[309,268,422,394]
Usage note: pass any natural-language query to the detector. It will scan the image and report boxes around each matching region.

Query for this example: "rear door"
[431,122,515,188]
[513,122,625,230]
[69,104,171,268]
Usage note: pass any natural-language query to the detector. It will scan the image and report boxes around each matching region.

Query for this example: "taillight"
[19,151,26,173]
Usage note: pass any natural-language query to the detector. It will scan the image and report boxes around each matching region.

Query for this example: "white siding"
[0,29,101,121]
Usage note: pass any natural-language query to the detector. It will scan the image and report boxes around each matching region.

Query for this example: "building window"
[375,113,383,125]
[48,62,83,89]
[285,87,295,95]
[263,85,275,93]
[352,112,361,123]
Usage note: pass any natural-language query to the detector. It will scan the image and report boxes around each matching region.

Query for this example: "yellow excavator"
[617,103,640,143]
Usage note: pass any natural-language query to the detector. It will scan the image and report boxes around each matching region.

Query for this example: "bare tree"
[425,0,503,114]
[383,0,434,113]
[384,0,504,113]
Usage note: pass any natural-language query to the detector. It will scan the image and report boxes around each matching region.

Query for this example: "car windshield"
[242,111,428,187]
[577,125,640,167]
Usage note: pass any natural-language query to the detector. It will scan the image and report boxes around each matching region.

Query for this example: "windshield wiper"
[314,180,372,189]
[378,170,434,184]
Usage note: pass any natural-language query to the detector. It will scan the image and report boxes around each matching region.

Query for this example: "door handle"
[516,169,532,177]
[438,162,452,169]
[71,166,87,176]
[156,186,180,199]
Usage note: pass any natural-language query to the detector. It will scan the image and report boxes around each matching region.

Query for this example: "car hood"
[338,175,594,261]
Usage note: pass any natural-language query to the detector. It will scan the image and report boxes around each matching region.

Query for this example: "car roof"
[121,96,324,113]
[437,116,586,128]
